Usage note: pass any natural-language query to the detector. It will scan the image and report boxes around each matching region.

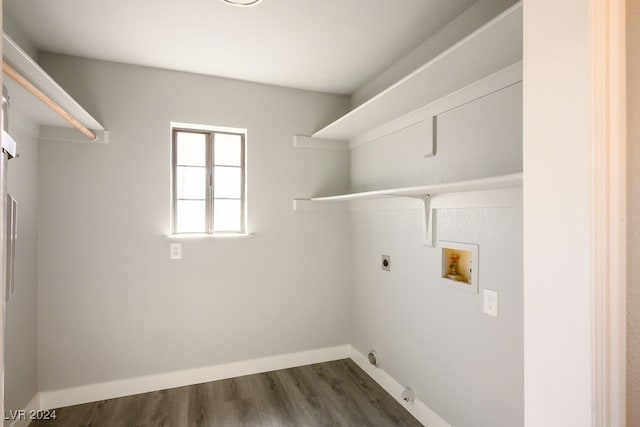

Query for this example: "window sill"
[164,233,254,240]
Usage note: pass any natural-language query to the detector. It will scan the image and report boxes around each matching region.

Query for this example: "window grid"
[172,128,246,235]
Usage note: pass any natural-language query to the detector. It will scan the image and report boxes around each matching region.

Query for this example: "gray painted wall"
[3,11,38,61]
[3,14,40,422]
[628,0,640,423]
[36,53,352,391]
[351,83,522,191]
[349,84,523,426]
[351,0,518,108]
[4,111,39,418]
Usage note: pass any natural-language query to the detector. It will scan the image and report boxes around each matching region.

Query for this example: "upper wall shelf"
[312,2,522,141]
[2,33,107,143]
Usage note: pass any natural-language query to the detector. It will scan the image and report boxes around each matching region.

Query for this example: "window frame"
[171,126,246,236]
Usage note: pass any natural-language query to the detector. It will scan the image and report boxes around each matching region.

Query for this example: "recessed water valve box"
[439,241,478,294]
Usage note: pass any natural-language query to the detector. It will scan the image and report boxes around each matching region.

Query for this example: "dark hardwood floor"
[29,359,423,427]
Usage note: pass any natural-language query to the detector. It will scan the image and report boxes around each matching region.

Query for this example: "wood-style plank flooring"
[29,359,423,427]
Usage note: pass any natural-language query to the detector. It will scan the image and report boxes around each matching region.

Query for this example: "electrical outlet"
[170,243,182,260]
[483,289,498,317]
[381,255,391,271]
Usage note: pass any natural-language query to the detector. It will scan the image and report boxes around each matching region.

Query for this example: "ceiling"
[4,0,477,95]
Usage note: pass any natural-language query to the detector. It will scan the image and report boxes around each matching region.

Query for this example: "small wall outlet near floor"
[170,243,182,260]
[483,289,498,317]
[381,255,391,271]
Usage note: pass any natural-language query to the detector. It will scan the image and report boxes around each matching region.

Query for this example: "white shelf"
[306,173,522,203]
[3,33,107,142]
[312,2,522,141]
[295,173,523,247]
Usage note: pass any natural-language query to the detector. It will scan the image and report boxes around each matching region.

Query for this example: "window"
[171,126,246,235]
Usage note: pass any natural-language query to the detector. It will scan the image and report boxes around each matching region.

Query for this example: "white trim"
[38,345,350,410]
[164,232,255,240]
[170,121,247,136]
[8,394,41,427]
[292,135,348,151]
[590,0,627,425]
[348,346,450,427]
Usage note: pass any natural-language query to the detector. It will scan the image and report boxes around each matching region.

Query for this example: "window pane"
[177,166,207,199]
[214,199,241,232]
[214,166,242,199]
[176,200,206,233]
[176,132,206,166]
[214,133,242,166]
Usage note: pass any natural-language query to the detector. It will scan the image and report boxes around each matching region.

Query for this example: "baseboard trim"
[348,346,450,427]
[33,344,447,427]
[8,393,41,427]
[38,344,351,410]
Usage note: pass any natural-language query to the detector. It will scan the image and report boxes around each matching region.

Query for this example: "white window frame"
[171,125,246,235]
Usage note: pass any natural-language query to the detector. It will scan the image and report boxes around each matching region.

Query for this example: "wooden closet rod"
[2,61,96,141]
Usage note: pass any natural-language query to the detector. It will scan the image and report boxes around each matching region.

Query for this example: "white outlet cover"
[170,243,182,260]
[483,289,498,317]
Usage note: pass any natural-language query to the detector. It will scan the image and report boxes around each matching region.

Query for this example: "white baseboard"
[348,346,450,427]
[30,344,447,427]
[38,344,351,410]
[8,393,41,427]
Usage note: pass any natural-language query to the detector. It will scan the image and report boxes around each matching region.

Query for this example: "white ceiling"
[4,0,477,94]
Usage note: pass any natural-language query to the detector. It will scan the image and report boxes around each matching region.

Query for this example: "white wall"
[627,0,640,423]
[523,0,593,425]
[349,82,523,426]
[36,53,352,391]
[4,111,39,420]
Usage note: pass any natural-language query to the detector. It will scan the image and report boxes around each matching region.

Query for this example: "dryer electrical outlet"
[381,255,391,271]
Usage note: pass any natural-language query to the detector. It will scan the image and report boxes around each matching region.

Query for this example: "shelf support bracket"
[421,195,436,248]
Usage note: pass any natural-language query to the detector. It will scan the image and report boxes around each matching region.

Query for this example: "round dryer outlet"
[368,350,380,367]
